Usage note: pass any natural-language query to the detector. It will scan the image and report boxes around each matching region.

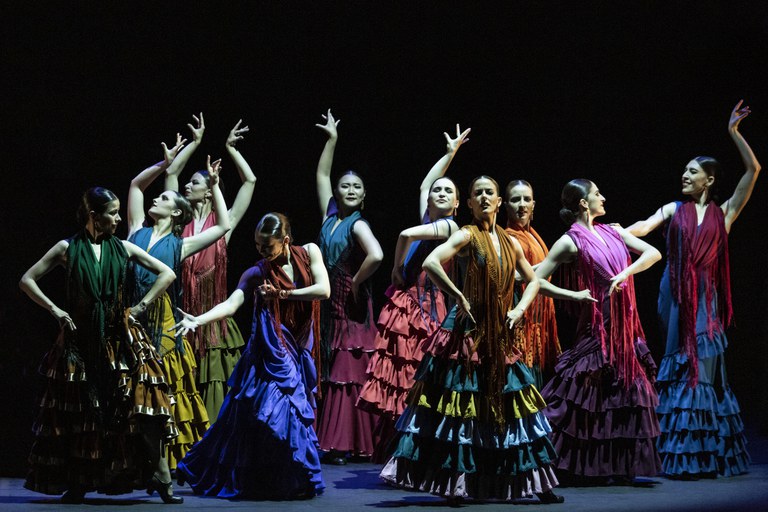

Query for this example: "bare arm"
[259,243,331,301]
[315,109,339,218]
[607,226,662,294]
[391,219,459,286]
[535,234,596,302]
[625,202,676,237]
[423,228,474,321]
[722,100,761,232]
[350,220,383,300]
[181,156,231,259]
[123,241,176,316]
[128,136,186,237]
[506,237,540,328]
[224,119,257,242]
[164,113,205,192]
[418,125,470,220]
[173,289,246,337]
[19,240,74,329]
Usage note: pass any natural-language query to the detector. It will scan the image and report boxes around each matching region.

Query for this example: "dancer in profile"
[174,213,329,499]
[382,176,563,504]
[164,113,257,422]
[126,138,230,477]
[627,101,759,478]
[20,186,178,504]
[536,179,661,485]
[357,124,470,461]
[314,109,383,464]
[504,179,561,389]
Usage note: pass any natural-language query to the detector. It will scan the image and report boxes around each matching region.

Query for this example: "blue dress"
[177,247,324,499]
[655,203,750,477]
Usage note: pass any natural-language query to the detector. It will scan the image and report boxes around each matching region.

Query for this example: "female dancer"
[536,179,661,485]
[20,186,179,503]
[627,101,759,478]
[357,124,470,461]
[314,109,383,464]
[382,176,563,504]
[127,140,230,474]
[504,180,561,389]
[173,213,329,499]
[164,114,257,422]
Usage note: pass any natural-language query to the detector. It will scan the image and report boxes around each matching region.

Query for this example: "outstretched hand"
[162,133,187,166]
[227,119,250,148]
[51,305,76,331]
[170,308,199,337]
[445,124,471,154]
[206,155,222,185]
[729,99,751,132]
[315,109,340,140]
[573,289,598,302]
[608,272,628,295]
[188,112,205,143]
[258,280,282,301]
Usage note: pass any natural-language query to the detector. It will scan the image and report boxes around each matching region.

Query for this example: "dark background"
[2,2,767,476]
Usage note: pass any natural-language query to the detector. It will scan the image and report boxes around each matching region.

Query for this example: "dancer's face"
[148,191,181,220]
[681,159,714,197]
[184,172,211,203]
[505,184,535,228]
[428,178,459,216]
[335,174,365,210]
[467,178,502,220]
[581,182,606,217]
[255,233,288,261]
[92,199,121,235]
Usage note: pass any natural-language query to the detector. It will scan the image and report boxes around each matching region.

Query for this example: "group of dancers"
[19,101,758,504]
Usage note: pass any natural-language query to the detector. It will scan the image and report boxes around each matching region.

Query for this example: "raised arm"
[19,240,74,329]
[625,202,677,237]
[181,156,231,259]
[506,238,540,328]
[224,119,257,242]
[423,228,473,321]
[165,113,205,192]
[391,219,459,286]
[315,109,339,218]
[123,241,176,317]
[535,234,596,302]
[722,100,761,232]
[607,226,662,294]
[418,124,471,220]
[128,135,186,237]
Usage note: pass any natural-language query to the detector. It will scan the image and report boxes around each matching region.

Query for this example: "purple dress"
[541,223,661,481]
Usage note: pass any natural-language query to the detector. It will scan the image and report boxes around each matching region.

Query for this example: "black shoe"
[175,467,187,487]
[61,488,85,504]
[536,490,565,504]
[147,475,184,504]
[325,450,348,465]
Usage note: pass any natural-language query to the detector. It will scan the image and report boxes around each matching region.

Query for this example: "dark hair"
[693,155,721,203]
[505,179,533,201]
[429,176,461,202]
[336,169,366,189]
[256,212,292,242]
[170,191,193,236]
[468,175,500,197]
[559,179,593,225]
[77,187,119,227]
[190,169,226,196]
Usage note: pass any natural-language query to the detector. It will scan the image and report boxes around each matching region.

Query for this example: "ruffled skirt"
[197,317,245,423]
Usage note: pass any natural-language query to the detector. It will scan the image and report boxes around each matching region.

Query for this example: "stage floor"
[1,461,767,512]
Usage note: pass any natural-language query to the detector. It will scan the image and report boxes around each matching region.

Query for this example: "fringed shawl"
[128,227,184,352]
[181,212,228,357]
[667,201,732,386]
[566,223,646,388]
[256,245,322,387]
[463,224,520,426]
[505,225,561,371]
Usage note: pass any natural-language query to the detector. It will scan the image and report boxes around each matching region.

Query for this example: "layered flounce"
[197,317,245,423]
[25,318,176,495]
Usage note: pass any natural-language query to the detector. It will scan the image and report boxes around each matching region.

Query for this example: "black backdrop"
[3,2,767,476]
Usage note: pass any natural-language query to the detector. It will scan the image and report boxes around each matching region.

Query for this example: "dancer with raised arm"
[164,114,257,422]
[536,179,662,485]
[626,101,759,478]
[382,176,564,504]
[357,124,470,461]
[126,139,230,479]
[313,109,384,464]
[504,180,561,389]
[20,186,178,504]
[173,213,329,499]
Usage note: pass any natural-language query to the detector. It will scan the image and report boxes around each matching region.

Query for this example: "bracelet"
[278,289,291,299]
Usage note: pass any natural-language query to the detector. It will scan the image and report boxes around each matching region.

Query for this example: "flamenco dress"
[541,223,661,482]
[177,245,324,499]
[128,227,209,469]
[655,201,750,477]
[381,225,559,500]
[25,231,176,496]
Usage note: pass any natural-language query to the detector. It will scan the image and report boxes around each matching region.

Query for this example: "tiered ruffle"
[197,317,245,423]
[25,315,176,495]
[381,324,559,500]
[541,334,661,480]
